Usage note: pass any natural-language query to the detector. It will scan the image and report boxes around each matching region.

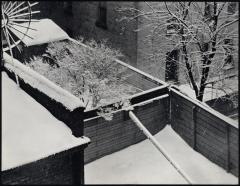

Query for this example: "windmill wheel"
[1,1,39,52]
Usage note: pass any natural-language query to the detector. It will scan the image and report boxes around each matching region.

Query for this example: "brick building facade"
[36,2,238,84]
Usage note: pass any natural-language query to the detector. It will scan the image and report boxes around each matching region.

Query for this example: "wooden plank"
[172,101,228,135]
[229,142,239,153]
[229,137,239,152]
[98,135,135,150]
[171,104,193,121]
[135,111,166,124]
[85,99,165,129]
[196,142,226,168]
[97,113,165,144]
[173,127,193,147]
[172,117,194,133]
[196,133,227,158]
[95,111,165,137]
[172,96,229,131]
[196,124,226,144]
[172,99,228,135]
[83,86,168,120]
[229,149,238,162]
[84,126,97,134]
[196,130,227,152]
[226,125,230,172]
[192,106,197,149]
[135,101,165,113]
[195,120,226,142]
[171,115,192,129]
[96,134,136,152]
[172,113,228,148]
[95,128,137,145]
[171,89,238,128]
[135,107,166,120]
[229,126,239,137]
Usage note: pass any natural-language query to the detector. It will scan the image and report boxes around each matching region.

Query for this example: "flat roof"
[2,72,90,171]
[9,18,69,46]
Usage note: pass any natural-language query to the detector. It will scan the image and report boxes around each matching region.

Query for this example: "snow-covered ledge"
[2,72,90,171]
[170,86,238,129]
[3,52,84,111]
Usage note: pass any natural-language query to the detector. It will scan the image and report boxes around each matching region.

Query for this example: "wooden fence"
[170,87,238,176]
[84,94,169,163]
[3,49,238,177]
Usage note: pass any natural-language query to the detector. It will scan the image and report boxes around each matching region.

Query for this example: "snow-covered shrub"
[27,39,139,112]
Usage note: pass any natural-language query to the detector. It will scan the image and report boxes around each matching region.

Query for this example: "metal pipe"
[129,111,193,184]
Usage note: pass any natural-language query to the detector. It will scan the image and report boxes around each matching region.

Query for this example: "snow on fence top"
[2,72,90,171]
[3,52,85,111]
[170,86,238,129]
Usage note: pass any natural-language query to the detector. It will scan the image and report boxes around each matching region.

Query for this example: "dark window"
[227,2,237,15]
[165,49,179,82]
[63,2,73,16]
[223,39,234,68]
[95,2,107,29]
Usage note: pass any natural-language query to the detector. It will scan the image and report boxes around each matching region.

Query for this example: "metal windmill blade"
[1,1,40,53]
[1,1,40,85]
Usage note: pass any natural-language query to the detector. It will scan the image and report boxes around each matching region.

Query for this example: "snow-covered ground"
[2,72,90,171]
[179,76,238,102]
[85,125,238,184]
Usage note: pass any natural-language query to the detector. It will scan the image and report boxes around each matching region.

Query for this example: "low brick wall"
[3,57,169,169]
[170,89,239,176]
[2,145,87,185]
[84,95,169,163]
[3,68,84,137]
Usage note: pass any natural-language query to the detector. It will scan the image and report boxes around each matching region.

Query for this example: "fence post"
[192,106,197,150]
[226,125,230,172]
[168,90,172,125]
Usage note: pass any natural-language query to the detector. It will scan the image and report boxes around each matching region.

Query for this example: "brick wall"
[36,2,68,34]
[170,89,239,176]
[70,2,138,67]
[3,68,84,137]
[3,52,169,167]
[36,2,238,83]
[1,146,86,185]
[124,2,238,84]
[84,95,169,163]
[136,2,170,81]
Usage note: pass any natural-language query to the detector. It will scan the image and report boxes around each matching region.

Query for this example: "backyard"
[1,1,238,184]
[85,125,237,184]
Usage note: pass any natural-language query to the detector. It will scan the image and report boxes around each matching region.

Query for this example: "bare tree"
[27,39,138,111]
[117,2,238,102]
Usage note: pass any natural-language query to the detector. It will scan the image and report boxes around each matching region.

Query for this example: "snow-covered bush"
[27,39,139,112]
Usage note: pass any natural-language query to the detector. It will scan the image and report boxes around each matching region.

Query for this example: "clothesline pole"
[129,111,193,184]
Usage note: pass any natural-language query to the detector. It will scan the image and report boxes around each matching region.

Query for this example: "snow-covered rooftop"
[2,72,90,171]
[10,19,69,47]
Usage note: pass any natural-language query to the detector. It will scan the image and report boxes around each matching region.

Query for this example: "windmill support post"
[129,111,193,184]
